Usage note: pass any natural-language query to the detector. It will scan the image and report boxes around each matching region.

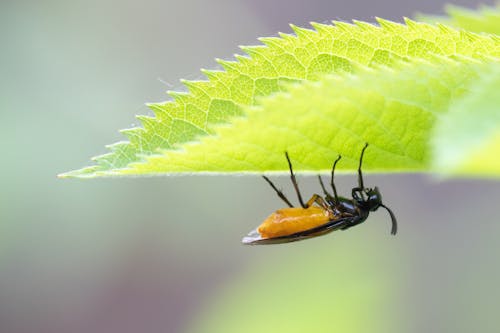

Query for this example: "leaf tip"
[58,166,99,179]
[289,23,316,37]
[375,17,403,31]
[332,20,354,31]
[309,21,330,33]
[215,57,239,71]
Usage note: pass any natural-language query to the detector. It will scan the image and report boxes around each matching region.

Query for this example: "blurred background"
[1,0,499,332]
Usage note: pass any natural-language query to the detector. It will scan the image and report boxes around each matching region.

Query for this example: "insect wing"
[241,217,352,245]
[241,229,265,244]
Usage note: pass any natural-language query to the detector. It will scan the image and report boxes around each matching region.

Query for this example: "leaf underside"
[62,9,500,178]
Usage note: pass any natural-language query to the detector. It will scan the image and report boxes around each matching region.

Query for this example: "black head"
[352,186,382,210]
[366,186,382,211]
[352,186,397,235]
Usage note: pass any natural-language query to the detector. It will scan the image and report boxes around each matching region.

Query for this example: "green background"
[1,0,499,332]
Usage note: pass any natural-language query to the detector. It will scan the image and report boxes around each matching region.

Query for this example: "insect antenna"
[380,203,398,235]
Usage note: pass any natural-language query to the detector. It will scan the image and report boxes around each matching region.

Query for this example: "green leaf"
[416,4,500,35]
[432,61,500,176]
[61,17,500,178]
[114,58,498,176]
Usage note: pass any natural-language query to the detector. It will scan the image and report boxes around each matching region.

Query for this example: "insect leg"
[351,187,365,202]
[285,152,307,208]
[357,143,369,189]
[262,176,293,208]
[330,154,341,203]
[305,194,329,210]
[317,175,331,197]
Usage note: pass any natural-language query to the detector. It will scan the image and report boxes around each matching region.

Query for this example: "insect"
[242,143,397,245]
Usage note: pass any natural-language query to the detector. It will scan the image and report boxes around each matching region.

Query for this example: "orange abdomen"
[257,206,333,239]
